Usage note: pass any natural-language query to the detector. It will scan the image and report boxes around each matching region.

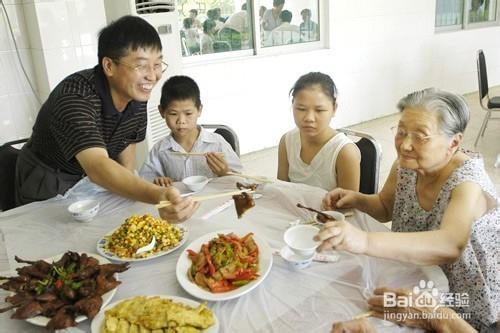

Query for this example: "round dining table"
[0,176,448,332]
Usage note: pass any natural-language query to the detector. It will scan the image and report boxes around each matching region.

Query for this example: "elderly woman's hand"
[314,219,368,254]
[322,188,359,210]
[157,186,200,223]
[367,287,435,331]
[331,318,376,333]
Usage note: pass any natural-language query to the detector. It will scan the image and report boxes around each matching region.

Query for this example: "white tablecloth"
[0,176,448,332]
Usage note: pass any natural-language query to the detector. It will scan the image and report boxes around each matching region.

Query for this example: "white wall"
[0,0,38,143]
[2,0,500,154]
[184,0,500,154]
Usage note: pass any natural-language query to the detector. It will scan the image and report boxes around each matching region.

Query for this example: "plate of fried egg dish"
[91,295,218,333]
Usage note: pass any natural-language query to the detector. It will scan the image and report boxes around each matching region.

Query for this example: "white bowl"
[314,210,345,224]
[284,225,321,258]
[68,199,100,222]
[280,245,314,270]
[182,175,209,192]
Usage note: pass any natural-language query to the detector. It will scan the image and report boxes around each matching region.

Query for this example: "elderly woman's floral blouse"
[391,150,499,331]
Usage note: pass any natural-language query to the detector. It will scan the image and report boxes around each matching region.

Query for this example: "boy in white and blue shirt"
[139,76,242,185]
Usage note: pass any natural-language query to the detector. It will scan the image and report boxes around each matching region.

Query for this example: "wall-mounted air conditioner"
[104,0,182,167]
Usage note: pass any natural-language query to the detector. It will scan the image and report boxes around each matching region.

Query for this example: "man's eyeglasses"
[113,59,168,75]
[391,126,441,145]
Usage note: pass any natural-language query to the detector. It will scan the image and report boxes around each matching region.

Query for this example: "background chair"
[201,124,240,156]
[0,138,28,211]
[213,41,232,53]
[475,49,500,147]
[337,129,382,195]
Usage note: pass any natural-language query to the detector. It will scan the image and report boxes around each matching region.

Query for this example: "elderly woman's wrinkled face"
[395,107,454,171]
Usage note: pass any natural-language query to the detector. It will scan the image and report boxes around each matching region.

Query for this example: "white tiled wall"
[0,0,105,145]
[0,1,37,143]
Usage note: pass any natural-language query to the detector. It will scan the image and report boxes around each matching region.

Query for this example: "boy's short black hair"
[98,15,162,66]
[160,75,202,109]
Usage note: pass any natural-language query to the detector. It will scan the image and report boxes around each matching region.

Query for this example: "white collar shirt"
[139,127,243,182]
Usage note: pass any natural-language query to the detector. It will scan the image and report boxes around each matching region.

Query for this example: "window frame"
[435,0,500,32]
[180,0,328,65]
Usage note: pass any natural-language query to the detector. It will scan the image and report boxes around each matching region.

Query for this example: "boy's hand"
[153,176,173,187]
[206,152,229,176]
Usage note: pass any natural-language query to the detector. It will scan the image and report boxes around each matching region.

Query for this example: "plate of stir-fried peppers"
[176,230,273,301]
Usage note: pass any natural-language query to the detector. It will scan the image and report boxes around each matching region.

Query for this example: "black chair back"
[201,124,240,156]
[356,138,378,195]
[477,49,489,100]
[0,139,28,211]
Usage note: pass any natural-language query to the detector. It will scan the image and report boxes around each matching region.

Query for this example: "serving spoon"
[135,235,156,255]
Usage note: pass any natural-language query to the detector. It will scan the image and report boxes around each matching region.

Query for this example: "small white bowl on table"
[182,175,209,192]
[68,199,100,222]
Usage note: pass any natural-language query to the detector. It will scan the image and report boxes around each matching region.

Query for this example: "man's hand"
[206,152,229,176]
[157,186,199,223]
[153,176,173,187]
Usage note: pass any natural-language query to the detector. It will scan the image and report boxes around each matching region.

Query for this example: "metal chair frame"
[337,128,382,194]
[475,49,500,147]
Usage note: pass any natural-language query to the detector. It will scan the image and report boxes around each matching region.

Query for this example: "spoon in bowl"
[135,235,156,255]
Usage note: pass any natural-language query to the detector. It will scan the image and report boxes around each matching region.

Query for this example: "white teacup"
[284,225,321,258]
[280,246,314,270]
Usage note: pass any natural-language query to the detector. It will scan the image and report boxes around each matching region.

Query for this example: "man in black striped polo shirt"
[15,16,199,222]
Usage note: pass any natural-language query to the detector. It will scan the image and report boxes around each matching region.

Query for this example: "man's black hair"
[160,75,202,109]
[98,15,161,66]
[280,10,292,23]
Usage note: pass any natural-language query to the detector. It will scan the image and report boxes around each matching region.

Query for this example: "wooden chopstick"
[170,151,225,157]
[226,172,273,183]
[353,310,374,320]
[170,152,207,156]
[155,188,254,209]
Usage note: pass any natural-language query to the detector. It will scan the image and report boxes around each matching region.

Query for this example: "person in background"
[220,3,249,50]
[14,16,198,222]
[317,88,499,331]
[266,10,301,46]
[277,72,361,192]
[331,287,477,332]
[182,17,200,55]
[262,0,285,31]
[189,8,203,30]
[201,19,216,54]
[206,9,224,33]
[139,76,243,185]
[299,8,318,41]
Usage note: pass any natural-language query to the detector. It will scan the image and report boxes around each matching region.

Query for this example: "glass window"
[260,0,320,47]
[435,0,464,27]
[177,0,253,57]
[468,0,497,23]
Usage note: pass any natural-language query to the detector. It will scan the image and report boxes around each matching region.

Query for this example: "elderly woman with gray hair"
[316,88,499,331]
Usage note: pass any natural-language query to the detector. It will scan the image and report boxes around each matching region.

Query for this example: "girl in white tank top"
[277,72,360,191]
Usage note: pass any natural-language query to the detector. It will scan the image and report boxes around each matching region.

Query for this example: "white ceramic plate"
[21,252,117,327]
[176,229,273,302]
[90,295,219,333]
[97,225,188,262]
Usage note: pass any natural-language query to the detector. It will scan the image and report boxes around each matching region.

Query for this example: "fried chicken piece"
[233,192,255,218]
[11,300,43,319]
[75,295,102,319]
[46,306,76,331]
[95,273,121,296]
[236,182,258,191]
[98,263,130,277]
